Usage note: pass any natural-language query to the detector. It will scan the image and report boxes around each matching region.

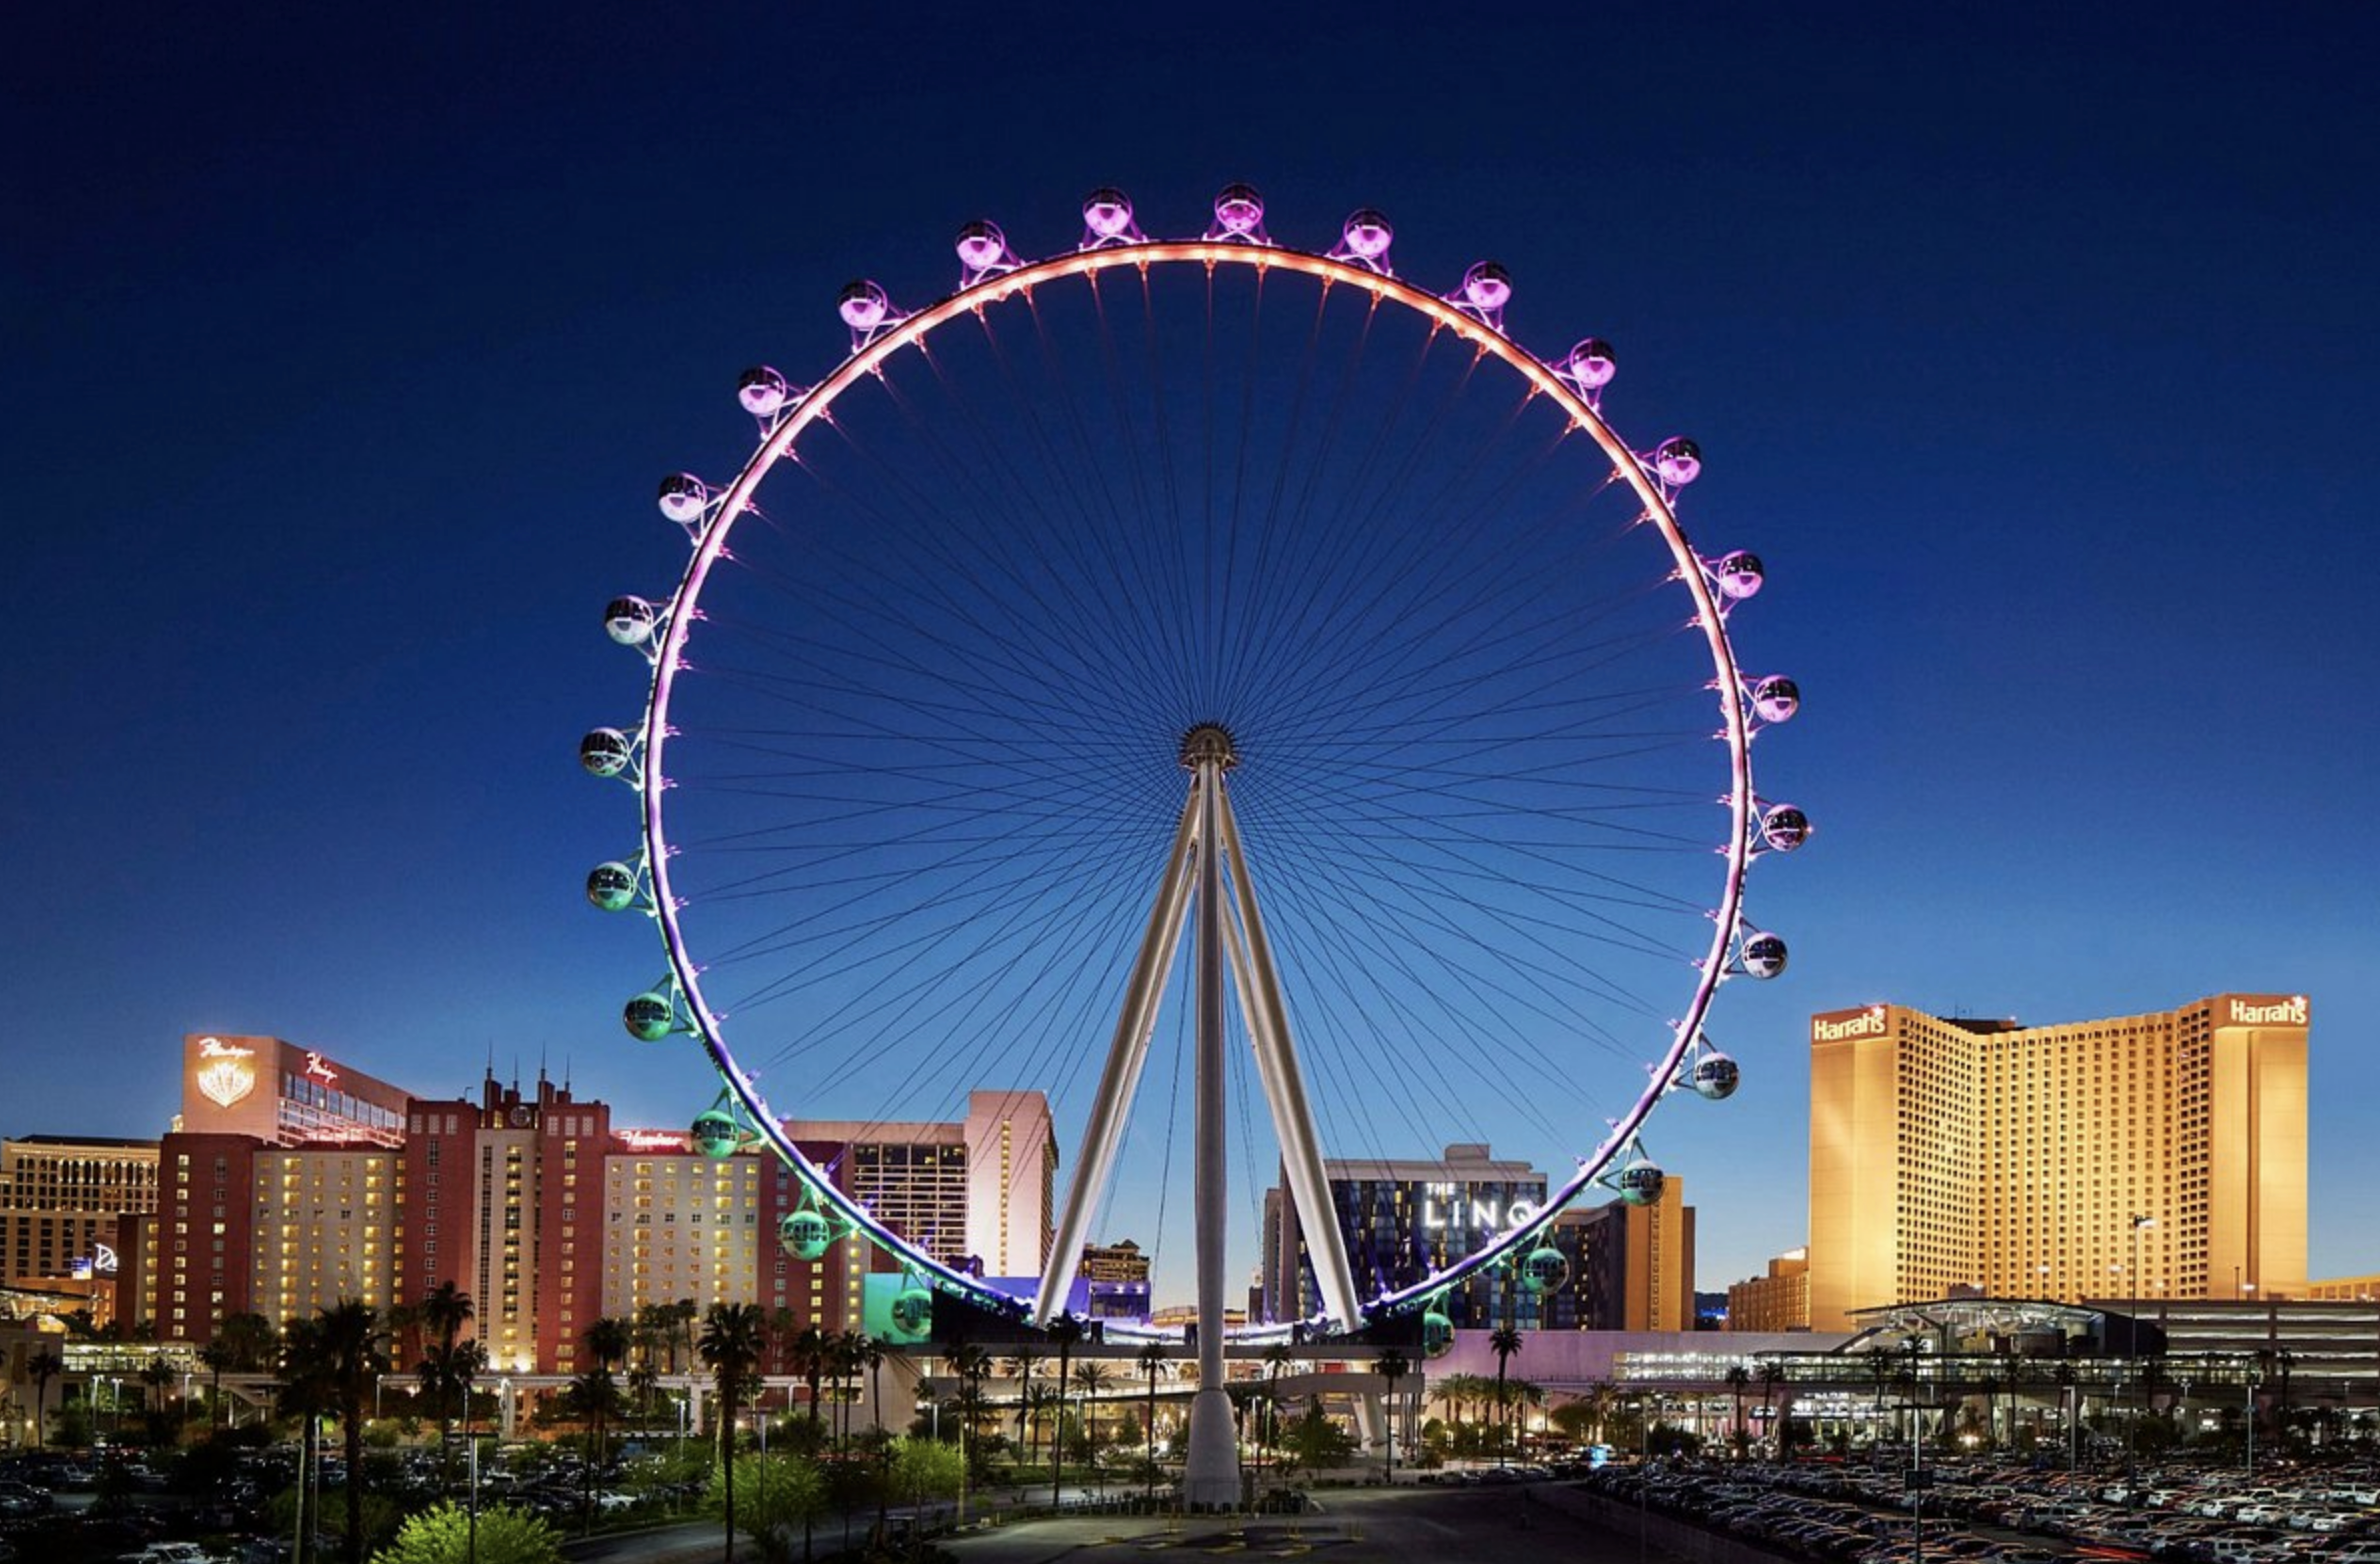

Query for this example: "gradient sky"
[10,3,2378,1303]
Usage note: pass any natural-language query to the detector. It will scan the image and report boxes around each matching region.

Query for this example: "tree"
[281,1299,391,1564]
[577,1316,632,1523]
[1260,1343,1294,1477]
[1724,1365,1751,1458]
[419,1281,474,1360]
[1548,1398,1602,1446]
[413,1284,477,1492]
[564,1367,626,1533]
[140,1352,177,1416]
[1071,1362,1113,1450]
[27,1349,63,1448]
[788,1325,831,1436]
[1757,1361,1787,1458]
[1136,1342,1170,1499]
[374,1500,564,1564]
[891,1435,964,1555]
[1045,1314,1083,1506]
[1003,1346,1043,1457]
[417,1340,486,1493]
[859,1334,889,1535]
[706,1450,825,1564]
[1488,1326,1523,1464]
[1371,1348,1410,1481]
[698,1302,769,1564]
[1279,1405,1357,1477]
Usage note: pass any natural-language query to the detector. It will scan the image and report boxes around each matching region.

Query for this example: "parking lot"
[1582,1454,2380,1564]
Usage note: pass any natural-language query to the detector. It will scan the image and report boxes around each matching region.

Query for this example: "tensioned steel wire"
[638,248,1743,1321]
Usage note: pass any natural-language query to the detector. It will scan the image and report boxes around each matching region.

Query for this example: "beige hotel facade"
[1808,993,2308,1330]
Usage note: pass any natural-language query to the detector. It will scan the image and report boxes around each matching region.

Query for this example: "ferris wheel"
[581,185,1805,1360]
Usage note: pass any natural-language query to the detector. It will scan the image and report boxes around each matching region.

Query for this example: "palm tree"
[1488,1325,1523,1465]
[1725,1365,1752,1458]
[860,1334,891,1537]
[1136,1342,1169,1499]
[416,1339,486,1492]
[420,1280,473,1357]
[26,1349,62,1449]
[1261,1342,1294,1477]
[567,1366,626,1533]
[1866,1348,1894,1446]
[1047,1314,1083,1506]
[282,1299,391,1564]
[1073,1361,1115,1491]
[831,1330,866,1448]
[791,1324,831,1436]
[414,1282,476,1489]
[1371,1348,1410,1482]
[577,1317,632,1531]
[199,1338,236,1428]
[698,1302,768,1564]
[1005,1347,1043,1458]
[950,1341,993,1471]
[140,1352,177,1421]
[1757,1361,1787,1458]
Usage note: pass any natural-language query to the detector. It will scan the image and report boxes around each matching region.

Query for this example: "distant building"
[400,1072,610,1375]
[1543,1177,1696,1332]
[0,1135,158,1300]
[1079,1239,1151,1283]
[786,1089,1056,1282]
[1809,994,2309,1330]
[1261,1142,1546,1329]
[602,1126,873,1340]
[178,1034,409,1149]
[1727,1247,1811,1332]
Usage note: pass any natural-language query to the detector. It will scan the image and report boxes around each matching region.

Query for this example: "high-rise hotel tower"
[1808,993,2308,1329]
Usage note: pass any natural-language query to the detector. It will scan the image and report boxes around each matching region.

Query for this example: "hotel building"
[1261,1142,1547,1328]
[140,1035,414,1342]
[1543,1177,1697,1332]
[1726,1247,1812,1332]
[1808,993,2309,1330]
[119,1034,1059,1372]
[1,1135,159,1292]
[784,1091,1057,1282]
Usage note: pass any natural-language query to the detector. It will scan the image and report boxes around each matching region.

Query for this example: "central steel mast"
[1179,724,1240,1507]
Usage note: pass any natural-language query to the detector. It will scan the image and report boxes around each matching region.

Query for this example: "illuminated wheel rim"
[592,196,1798,1337]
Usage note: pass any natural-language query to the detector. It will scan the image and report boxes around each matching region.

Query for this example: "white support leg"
[1182,762,1242,1509]
[1033,793,1201,1327]
[1218,795,1366,1334]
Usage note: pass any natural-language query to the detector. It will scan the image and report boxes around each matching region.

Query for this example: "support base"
[1181,1386,1242,1510]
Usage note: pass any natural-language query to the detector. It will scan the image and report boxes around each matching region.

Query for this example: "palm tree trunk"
[720,1383,736,1564]
[345,1407,367,1564]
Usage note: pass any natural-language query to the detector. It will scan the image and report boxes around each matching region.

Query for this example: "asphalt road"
[557,1484,1693,1564]
[941,1485,1691,1564]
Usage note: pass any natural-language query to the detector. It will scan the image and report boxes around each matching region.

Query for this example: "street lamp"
[2129,1215,2155,1357]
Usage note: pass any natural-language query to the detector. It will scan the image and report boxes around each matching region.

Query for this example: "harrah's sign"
[2227,994,2308,1027]
[1812,1005,1888,1043]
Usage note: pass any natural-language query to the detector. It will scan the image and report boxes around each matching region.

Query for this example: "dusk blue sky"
[9,4,2377,1303]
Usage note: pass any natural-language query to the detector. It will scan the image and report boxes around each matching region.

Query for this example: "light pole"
[2129,1214,2155,1358]
[2244,1371,2258,1476]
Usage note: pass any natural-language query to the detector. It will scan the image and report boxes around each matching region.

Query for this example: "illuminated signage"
[1812,1006,1888,1043]
[617,1129,690,1152]
[1419,1184,1538,1235]
[194,1036,258,1108]
[303,1050,339,1086]
[2228,995,2308,1027]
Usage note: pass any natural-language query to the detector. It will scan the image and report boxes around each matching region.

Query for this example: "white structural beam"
[1032,792,1200,1327]
[1182,763,1241,1507]
[1217,792,1364,1333]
